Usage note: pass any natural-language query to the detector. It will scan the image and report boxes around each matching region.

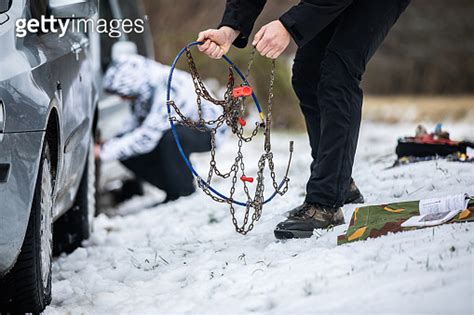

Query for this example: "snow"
[46,122,474,314]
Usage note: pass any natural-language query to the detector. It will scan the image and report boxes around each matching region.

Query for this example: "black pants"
[121,126,211,200]
[292,0,410,207]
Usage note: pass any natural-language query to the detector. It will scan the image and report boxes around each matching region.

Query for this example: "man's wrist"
[220,26,239,42]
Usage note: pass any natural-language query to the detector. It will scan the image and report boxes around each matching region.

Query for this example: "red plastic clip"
[240,176,254,183]
[232,86,252,98]
[239,117,247,126]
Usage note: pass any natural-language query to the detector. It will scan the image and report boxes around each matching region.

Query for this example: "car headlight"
[0,99,4,133]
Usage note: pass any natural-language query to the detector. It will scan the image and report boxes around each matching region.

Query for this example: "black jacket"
[219,0,353,48]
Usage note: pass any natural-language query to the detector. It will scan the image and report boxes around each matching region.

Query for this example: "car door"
[27,0,93,214]
[55,29,93,215]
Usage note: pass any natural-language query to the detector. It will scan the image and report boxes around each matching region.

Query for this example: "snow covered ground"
[46,122,474,314]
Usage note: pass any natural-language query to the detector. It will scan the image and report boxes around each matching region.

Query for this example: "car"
[0,0,99,312]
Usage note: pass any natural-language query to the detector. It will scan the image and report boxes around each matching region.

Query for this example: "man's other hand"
[253,20,290,59]
[197,26,239,59]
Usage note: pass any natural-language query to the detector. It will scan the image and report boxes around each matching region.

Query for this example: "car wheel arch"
[44,104,61,182]
[92,103,99,136]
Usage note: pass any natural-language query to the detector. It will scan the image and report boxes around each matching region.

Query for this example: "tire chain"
[168,48,292,235]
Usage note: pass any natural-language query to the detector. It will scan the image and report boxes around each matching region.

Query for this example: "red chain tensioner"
[240,176,254,183]
[233,85,252,128]
[232,85,252,98]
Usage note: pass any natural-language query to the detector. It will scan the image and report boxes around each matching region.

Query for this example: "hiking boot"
[286,180,363,218]
[345,179,365,204]
[274,203,345,239]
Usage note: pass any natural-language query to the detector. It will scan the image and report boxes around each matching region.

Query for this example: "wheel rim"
[40,159,53,289]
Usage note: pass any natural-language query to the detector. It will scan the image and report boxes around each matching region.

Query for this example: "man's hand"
[197,26,239,59]
[253,20,291,59]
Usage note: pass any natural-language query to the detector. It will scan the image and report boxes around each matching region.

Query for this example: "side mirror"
[49,0,98,19]
[0,0,12,14]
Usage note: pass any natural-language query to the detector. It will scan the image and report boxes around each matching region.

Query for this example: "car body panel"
[0,0,97,274]
[0,131,44,275]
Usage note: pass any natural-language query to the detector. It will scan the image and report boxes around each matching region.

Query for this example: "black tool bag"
[396,138,471,158]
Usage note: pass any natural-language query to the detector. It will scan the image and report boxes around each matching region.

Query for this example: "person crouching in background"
[96,54,226,204]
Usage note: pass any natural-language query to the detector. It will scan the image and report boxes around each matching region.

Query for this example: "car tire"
[53,135,96,255]
[0,141,54,313]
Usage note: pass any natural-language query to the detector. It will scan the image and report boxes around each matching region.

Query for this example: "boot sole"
[274,229,314,240]
[274,219,345,240]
